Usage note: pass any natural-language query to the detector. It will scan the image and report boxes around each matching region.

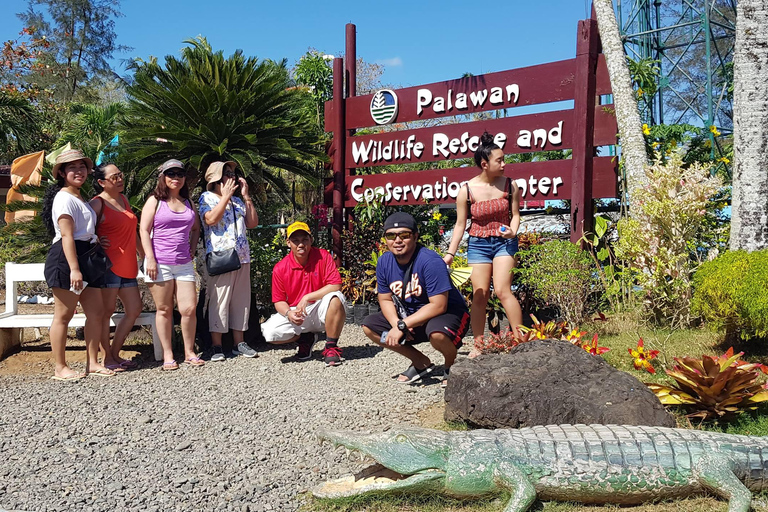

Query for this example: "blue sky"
[1,0,595,88]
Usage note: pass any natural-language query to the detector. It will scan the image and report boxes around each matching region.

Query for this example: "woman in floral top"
[199,161,259,361]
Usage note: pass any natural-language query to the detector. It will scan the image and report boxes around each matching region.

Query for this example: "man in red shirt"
[261,221,346,366]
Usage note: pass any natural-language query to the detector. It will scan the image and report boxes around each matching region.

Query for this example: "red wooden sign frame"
[325,14,616,259]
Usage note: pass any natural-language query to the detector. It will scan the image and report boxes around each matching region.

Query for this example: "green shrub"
[692,250,768,340]
[515,240,598,327]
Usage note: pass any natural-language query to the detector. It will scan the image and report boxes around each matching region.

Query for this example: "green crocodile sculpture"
[313,424,768,512]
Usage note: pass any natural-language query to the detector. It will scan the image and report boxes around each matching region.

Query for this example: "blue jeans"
[467,236,518,264]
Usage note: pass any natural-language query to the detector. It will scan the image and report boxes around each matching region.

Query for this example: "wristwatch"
[397,320,408,332]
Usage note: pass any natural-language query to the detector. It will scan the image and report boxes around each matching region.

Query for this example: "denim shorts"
[467,236,519,264]
[100,268,139,289]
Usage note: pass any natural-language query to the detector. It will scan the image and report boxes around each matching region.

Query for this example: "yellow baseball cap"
[287,221,311,238]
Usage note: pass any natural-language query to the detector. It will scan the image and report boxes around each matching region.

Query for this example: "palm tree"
[122,37,325,204]
[592,0,649,208]
[56,102,125,163]
[730,0,768,252]
[0,91,40,156]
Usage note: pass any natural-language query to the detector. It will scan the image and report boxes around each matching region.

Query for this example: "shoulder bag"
[205,200,242,276]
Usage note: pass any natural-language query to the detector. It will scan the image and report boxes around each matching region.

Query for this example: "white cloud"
[376,57,403,67]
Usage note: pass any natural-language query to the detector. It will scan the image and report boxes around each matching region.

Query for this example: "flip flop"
[162,360,179,371]
[183,357,205,367]
[88,368,117,377]
[51,372,85,382]
[104,364,127,372]
[393,363,435,384]
[441,368,451,389]
[119,359,138,369]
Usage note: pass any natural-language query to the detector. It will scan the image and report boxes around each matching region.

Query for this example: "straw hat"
[205,161,237,189]
[52,149,93,176]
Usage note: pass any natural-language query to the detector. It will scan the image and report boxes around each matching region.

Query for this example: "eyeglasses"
[384,231,414,241]
[164,171,186,179]
[104,172,124,182]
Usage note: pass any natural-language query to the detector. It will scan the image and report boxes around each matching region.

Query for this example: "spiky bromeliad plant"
[122,37,326,206]
[647,348,768,421]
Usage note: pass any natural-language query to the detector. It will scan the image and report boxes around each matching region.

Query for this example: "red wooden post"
[343,24,357,252]
[570,16,599,244]
[345,24,356,98]
[331,57,345,261]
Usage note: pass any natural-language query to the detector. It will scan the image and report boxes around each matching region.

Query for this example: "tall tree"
[730,0,768,251]
[17,0,129,101]
[122,37,326,205]
[293,49,333,127]
[592,0,649,208]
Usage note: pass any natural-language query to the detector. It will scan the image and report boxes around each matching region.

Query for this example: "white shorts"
[143,260,196,283]
[262,291,346,343]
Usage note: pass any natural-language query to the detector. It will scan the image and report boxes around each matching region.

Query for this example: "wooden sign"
[326,13,615,255]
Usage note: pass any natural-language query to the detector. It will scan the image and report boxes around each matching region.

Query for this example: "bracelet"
[446,252,455,257]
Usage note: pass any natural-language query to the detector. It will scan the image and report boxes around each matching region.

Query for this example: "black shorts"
[44,240,106,289]
[362,307,470,349]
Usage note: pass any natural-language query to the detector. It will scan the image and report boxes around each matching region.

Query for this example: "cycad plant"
[0,91,40,156]
[122,37,326,205]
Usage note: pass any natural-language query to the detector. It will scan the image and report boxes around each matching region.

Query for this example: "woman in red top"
[89,163,144,371]
[444,132,523,357]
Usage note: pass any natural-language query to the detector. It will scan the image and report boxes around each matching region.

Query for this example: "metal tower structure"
[616,0,736,141]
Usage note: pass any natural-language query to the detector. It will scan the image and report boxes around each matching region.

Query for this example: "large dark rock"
[444,339,675,428]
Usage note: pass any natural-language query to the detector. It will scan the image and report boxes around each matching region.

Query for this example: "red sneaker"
[322,345,343,367]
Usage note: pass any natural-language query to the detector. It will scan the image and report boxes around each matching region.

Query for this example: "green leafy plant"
[515,240,598,327]
[692,249,768,340]
[615,152,724,328]
[248,227,287,308]
[341,199,387,304]
[647,348,768,421]
[580,214,634,312]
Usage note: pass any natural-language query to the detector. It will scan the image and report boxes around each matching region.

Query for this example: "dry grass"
[302,494,768,512]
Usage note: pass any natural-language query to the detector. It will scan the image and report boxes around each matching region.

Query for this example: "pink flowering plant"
[615,152,723,327]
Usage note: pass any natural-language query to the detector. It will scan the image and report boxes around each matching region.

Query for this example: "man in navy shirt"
[362,212,470,386]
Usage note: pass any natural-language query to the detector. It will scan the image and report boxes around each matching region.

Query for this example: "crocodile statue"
[313,424,768,512]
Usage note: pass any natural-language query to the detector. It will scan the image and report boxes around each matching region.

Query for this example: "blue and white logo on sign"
[370,89,398,125]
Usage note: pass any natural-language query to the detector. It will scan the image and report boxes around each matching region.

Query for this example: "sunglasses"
[103,172,124,182]
[222,170,236,178]
[384,231,414,241]
[164,171,186,179]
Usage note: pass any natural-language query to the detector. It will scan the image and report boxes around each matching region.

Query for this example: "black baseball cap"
[383,212,418,232]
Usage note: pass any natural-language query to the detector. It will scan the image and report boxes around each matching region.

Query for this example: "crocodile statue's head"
[313,427,450,498]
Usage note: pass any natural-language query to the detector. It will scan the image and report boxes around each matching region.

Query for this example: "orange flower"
[582,334,609,355]
[629,338,659,374]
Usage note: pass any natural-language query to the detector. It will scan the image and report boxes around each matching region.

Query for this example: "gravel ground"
[0,329,462,512]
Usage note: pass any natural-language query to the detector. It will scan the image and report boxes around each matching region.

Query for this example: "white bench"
[0,262,162,361]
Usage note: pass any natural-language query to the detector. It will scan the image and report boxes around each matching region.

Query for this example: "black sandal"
[393,363,435,384]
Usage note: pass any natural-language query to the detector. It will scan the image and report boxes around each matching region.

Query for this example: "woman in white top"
[42,149,113,380]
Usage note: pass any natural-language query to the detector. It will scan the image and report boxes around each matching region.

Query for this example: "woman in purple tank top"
[139,159,203,370]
